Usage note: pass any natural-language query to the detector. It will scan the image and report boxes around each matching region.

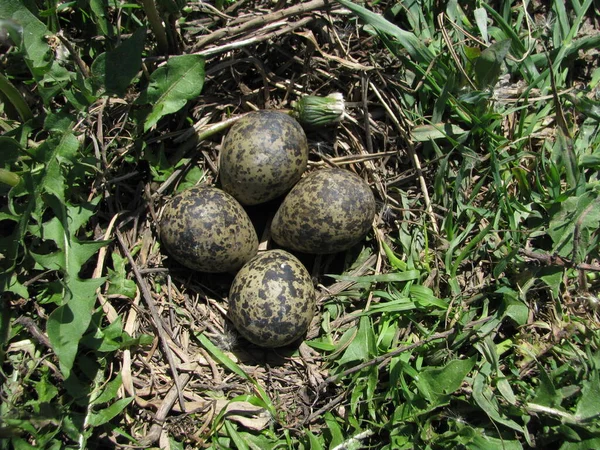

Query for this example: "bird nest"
[97,0,422,445]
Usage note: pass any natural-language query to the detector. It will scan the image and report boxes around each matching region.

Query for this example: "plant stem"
[0,73,33,123]
[140,0,170,55]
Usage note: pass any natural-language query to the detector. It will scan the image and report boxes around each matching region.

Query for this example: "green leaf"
[501,297,529,326]
[0,72,33,122]
[411,123,467,142]
[47,277,105,377]
[417,356,477,404]
[139,54,205,131]
[87,397,134,427]
[327,270,420,284]
[471,434,523,450]
[338,316,374,365]
[107,253,137,299]
[533,367,560,408]
[198,333,251,380]
[306,430,324,450]
[474,8,489,43]
[224,421,249,450]
[91,27,146,96]
[410,285,448,309]
[31,201,107,278]
[472,372,526,434]
[29,131,79,201]
[548,190,600,259]
[0,0,52,74]
[473,39,511,89]
[575,371,600,421]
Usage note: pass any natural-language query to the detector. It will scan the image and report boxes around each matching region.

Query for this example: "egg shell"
[270,168,376,254]
[219,110,308,205]
[160,186,258,273]
[228,250,315,348]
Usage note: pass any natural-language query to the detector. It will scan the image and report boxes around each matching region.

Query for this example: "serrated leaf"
[91,27,146,96]
[31,201,107,278]
[47,276,105,377]
[30,131,79,201]
[0,0,52,73]
[107,253,137,299]
[140,54,205,131]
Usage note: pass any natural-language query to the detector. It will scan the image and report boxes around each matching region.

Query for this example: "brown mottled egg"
[219,110,309,205]
[160,186,258,273]
[271,168,376,254]
[228,250,315,348]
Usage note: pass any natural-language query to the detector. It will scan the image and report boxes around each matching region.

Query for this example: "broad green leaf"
[474,8,489,43]
[410,285,448,309]
[474,39,511,89]
[0,0,52,74]
[472,372,526,434]
[47,277,105,377]
[471,434,523,450]
[89,0,112,36]
[0,72,33,122]
[169,438,186,450]
[533,367,560,408]
[323,412,344,448]
[575,371,600,421]
[31,201,107,278]
[91,27,146,96]
[338,316,374,365]
[417,356,477,404]
[497,376,517,405]
[34,195,108,377]
[411,123,467,142]
[29,131,79,201]
[140,54,205,131]
[87,397,134,427]
[306,430,324,450]
[500,297,528,326]
[548,190,600,258]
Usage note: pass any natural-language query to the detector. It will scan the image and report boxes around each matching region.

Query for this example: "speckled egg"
[228,250,315,348]
[160,186,258,273]
[219,110,309,205]
[271,168,376,254]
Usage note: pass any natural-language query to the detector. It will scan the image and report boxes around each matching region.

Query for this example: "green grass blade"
[335,0,434,65]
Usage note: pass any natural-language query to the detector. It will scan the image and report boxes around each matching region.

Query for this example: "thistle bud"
[291,93,345,127]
